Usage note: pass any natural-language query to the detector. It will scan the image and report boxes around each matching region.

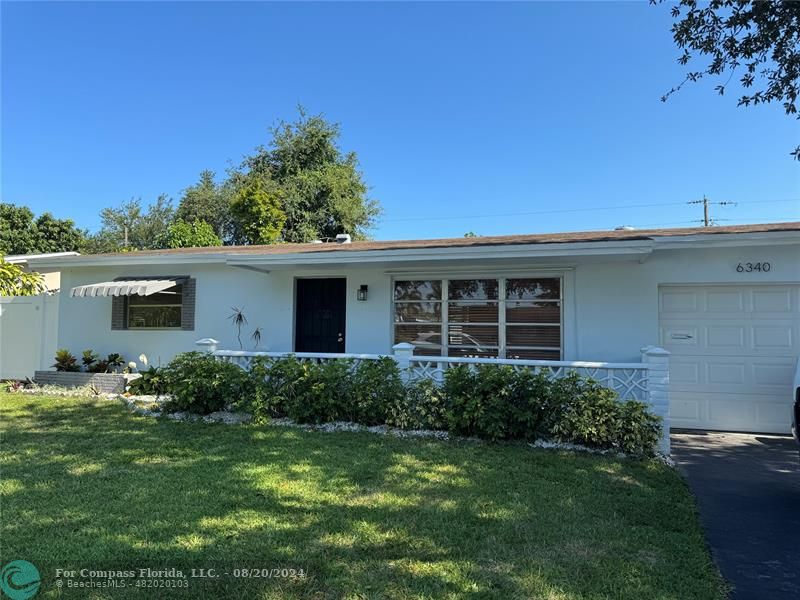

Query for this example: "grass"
[0,392,725,599]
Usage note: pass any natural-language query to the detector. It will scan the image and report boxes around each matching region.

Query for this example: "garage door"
[660,285,799,434]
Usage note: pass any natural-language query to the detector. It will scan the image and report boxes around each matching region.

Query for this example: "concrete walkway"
[671,430,800,600]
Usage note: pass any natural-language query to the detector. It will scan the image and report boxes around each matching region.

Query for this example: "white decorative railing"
[201,340,671,454]
[213,350,384,371]
[406,356,649,401]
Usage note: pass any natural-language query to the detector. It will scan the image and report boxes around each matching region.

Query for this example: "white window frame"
[392,274,564,359]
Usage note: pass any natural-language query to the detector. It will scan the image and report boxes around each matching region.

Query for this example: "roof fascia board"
[652,231,800,249]
[28,253,230,269]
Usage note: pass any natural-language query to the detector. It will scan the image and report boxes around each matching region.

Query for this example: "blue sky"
[2,1,798,240]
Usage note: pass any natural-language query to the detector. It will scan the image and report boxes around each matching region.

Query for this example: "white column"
[641,345,671,455]
[392,342,415,383]
[195,338,219,354]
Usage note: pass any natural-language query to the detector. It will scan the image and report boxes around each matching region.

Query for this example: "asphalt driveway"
[671,430,800,600]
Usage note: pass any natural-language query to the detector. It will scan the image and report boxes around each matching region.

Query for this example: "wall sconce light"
[357,285,368,301]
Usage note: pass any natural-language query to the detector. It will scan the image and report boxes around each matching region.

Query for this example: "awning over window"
[70,278,181,298]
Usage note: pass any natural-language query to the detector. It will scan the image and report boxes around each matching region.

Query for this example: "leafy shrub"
[549,372,662,456]
[246,355,307,421]
[347,357,404,425]
[387,378,447,430]
[507,368,560,440]
[53,349,80,372]
[444,364,516,440]
[284,359,353,424]
[161,352,252,414]
[128,366,169,396]
[613,399,662,456]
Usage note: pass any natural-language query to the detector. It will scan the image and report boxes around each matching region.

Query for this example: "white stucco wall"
[55,241,799,367]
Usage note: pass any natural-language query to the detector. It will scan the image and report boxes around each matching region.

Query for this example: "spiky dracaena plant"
[228,307,248,350]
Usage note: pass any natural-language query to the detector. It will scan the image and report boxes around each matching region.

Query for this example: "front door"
[295,278,347,353]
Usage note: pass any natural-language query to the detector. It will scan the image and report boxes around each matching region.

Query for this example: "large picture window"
[393,277,561,359]
[127,285,183,329]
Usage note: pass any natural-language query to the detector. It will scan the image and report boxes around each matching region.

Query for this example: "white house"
[27,221,800,435]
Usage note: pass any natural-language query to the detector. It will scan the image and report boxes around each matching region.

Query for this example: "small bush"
[161,352,251,414]
[549,372,662,456]
[388,378,447,430]
[128,366,169,396]
[347,357,404,425]
[246,355,307,421]
[284,359,353,424]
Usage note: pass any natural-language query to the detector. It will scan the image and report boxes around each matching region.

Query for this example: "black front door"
[295,278,347,353]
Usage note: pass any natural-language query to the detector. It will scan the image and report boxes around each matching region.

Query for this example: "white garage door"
[660,285,800,434]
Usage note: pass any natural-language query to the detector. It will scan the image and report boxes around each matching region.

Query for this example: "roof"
[24,221,800,268]
[56,221,800,258]
[4,251,80,263]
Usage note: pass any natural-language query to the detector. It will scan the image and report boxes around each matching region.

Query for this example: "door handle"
[670,333,693,340]
[337,333,344,343]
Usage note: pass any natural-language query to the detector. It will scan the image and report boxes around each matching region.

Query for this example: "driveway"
[671,430,800,600]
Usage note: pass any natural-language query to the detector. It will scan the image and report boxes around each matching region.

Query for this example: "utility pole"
[687,196,736,226]
[123,225,129,247]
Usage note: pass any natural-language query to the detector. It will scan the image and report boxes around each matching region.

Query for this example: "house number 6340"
[736,262,771,273]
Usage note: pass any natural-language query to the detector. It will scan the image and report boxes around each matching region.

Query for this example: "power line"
[380,198,799,223]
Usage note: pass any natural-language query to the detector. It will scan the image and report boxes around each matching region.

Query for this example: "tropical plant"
[0,259,44,296]
[251,327,263,349]
[81,350,99,370]
[228,307,248,350]
[53,349,80,372]
[128,366,168,396]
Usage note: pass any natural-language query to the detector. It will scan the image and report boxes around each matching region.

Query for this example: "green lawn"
[0,393,724,599]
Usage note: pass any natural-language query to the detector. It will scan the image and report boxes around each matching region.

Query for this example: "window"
[127,285,183,329]
[393,281,443,356]
[393,277,562,359]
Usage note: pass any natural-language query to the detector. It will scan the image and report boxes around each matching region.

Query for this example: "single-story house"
[27,222,800,435]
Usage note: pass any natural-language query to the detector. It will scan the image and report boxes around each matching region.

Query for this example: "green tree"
[89,195,175,252]
[231,109,380,242]
[0,258,44,296]
[161,219,222,249]
[230,180,287,245]
[176,170,234,241]
[0,203,86,255]
[656,0,800,159]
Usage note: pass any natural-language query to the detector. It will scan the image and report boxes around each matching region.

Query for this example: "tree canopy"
[160,219,222,249]
[176,170,234,242]
[657,0,800,159]
[232,109,381,242]
[0,203,86,255]
[87,196,175,252]
[6,109,380,254]
[230,180,287,245]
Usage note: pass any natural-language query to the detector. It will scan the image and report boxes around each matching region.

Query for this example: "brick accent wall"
[34,371,126,394]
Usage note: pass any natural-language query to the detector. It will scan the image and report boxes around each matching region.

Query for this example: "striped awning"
[70,278,181,298]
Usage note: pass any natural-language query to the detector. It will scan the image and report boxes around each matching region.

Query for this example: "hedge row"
[133,352,662,456]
